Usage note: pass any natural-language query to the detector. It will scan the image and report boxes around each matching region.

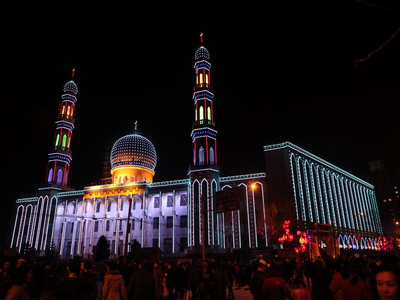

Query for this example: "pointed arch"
[56,169,63,185]
[55,134,60,147]
[62,134,67,148]
[199,106,204,120]
[209,147,214,164]
[199,146,205,165]
[47,168,54,184]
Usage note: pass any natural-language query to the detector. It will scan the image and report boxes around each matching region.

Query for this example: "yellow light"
[251,183,257,190]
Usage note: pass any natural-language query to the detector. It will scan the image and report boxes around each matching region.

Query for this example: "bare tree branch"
[355,28,400,69]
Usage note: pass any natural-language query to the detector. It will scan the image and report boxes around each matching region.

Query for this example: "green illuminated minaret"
[45,69,77,187]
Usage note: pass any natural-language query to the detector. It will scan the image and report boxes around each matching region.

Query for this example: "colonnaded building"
[10,37,383,259]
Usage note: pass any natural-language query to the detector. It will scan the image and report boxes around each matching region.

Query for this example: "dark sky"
[2,2,400,216]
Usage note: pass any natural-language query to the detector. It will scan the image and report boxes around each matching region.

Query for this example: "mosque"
[9,37,384,259]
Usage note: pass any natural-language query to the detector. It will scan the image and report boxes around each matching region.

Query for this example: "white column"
[77,200,85,255]
[141,192,146,247]
[172,190,175,253]
[71,220,78,257]
[89,198,96,255]
[158,192,162,248]
[115,195,120,256]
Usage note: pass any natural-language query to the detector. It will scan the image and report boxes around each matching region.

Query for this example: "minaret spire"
[189,36,220,249]
[44,72,78,187]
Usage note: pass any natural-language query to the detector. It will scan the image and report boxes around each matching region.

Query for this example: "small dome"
[110,133,157,172]
[63,80,78,95]
[195,46,210,61]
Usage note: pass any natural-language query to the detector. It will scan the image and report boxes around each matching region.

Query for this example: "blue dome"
[195,46,210,61]
[63,80,78,95]
[110,133,157,172]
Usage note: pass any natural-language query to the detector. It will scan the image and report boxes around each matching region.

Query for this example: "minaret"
[45,69,78,187]
[189,34,220,248]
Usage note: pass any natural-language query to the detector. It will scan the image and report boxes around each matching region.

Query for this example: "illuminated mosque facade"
[10,37,384,258]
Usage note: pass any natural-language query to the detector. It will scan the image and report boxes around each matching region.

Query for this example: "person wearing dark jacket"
[56,260,90,300]
[214,263,234,300]
[127,261,155,300]
[263,263,293,300]
[250,259,268,300]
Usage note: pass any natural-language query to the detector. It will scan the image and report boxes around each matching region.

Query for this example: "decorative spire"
[71,68,75,79]
[134,120,138,132]
[200,33,204,44]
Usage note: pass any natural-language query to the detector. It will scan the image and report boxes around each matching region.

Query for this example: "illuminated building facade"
[10,37,268,258]
[10,37,384,258]
[264,142,383,252]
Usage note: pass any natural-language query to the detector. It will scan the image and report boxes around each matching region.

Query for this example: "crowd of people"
[249,252,400,300]
[0,251,398,300]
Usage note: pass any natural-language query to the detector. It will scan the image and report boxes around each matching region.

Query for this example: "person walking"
[126,260,155,300]
[55,259,90,300]
[214,262,234,300]
[249,259,268,300]
[101,260,127,300]
[263,263,293,300]
[4,264,32,300]
[341,262,370,300]
[153,262,164,300]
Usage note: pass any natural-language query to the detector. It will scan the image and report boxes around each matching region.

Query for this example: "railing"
[195,83,212,89]
[58,114,75,122]
[193,119,215,127]
[51,146,72,154]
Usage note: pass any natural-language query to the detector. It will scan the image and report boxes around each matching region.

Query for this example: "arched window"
[62,134,67,148]
[199,106,204,120]
[67,106,71,117]
[199,146,205,165]
[209,147,214,164]
[207,107,211,120]
[55,134,60,147]
[47,168,53,183]
[56,169,63,185]
[195,108,198,121]
[131,175,135,182]
[205,73,209,84]
[199,73,203,84]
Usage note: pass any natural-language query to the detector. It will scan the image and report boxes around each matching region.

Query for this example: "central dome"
[110,133,157,173]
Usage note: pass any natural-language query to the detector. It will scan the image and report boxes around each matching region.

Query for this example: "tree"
[95,235,110,261]
[130,239,141,252]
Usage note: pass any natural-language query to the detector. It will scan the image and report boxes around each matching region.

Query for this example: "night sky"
[2,3,400,221]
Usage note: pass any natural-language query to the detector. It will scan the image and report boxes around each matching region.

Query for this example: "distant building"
[367,159,400,237]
